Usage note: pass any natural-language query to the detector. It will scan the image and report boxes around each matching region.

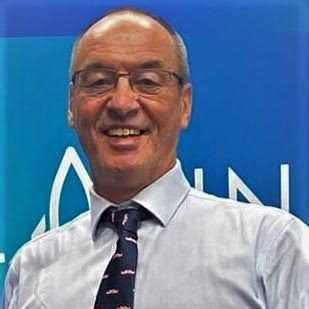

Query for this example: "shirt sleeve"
[262,217,309,309]
[3,255,20,309]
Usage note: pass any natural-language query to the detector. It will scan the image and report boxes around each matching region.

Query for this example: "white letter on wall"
[194,168,204,191]
[280,164,290,212]
[228,167,263,205]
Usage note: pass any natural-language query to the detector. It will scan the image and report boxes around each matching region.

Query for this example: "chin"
[101,155,146,175]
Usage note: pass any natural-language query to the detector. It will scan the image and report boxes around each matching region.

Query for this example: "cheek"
[141,92,182,125]
[72,97,102,129]
[159,103,184,140]
[157,102,184,131]
[150,105,184,149]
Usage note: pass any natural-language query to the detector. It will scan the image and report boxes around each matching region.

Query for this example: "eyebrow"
[137,60,165,70]
[82,63,110,70]
[80,60,165,71]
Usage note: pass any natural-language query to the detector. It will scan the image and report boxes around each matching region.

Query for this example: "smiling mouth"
[103,128,147,137]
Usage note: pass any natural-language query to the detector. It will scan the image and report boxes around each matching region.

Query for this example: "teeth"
[129,128,140,135]
[106,128,142,137]
[123,128,130,136]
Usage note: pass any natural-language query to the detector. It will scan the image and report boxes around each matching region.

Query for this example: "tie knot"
[108,207,144,235]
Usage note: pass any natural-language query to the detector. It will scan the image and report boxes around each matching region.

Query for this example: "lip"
[100,124,148,133]
[103,134,146,151]
[103,128,146,138]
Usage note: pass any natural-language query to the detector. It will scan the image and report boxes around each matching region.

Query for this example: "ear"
[68,83,75,128]
[180,83,192,129]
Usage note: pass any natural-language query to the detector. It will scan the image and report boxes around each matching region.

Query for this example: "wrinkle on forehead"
[87,14,153,38]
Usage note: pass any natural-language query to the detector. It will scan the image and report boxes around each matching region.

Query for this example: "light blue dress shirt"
[3,161,309,308]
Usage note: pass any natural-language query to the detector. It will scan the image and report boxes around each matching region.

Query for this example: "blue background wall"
[0,0,308,288]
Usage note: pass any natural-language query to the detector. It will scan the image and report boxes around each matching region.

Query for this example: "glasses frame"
[71,67,184,94]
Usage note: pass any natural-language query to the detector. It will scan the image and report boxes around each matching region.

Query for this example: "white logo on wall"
[32,146,290,238]
[194,165,290,212]
[32,146,92,238]
[0,146,292,264]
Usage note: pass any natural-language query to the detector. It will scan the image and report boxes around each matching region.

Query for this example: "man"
[4,7,309,309]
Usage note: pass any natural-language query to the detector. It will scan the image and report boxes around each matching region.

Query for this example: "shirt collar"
[90,159,190,240]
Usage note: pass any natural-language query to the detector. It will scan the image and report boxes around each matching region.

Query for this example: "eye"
[79,70,115,89]
[133,71,163,88]
[136,78,160,87]
[88,77,114,88]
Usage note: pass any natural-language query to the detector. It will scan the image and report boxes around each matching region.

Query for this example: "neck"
[93,173,151,203]
[93,183,143,204]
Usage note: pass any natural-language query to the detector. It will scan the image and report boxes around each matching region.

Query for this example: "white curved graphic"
[31,215,46,239]
[49,146,92,229]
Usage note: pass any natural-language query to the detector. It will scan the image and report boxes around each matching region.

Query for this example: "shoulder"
[9,211,91,271]
[185,187,308,239]
[187,186,287,216]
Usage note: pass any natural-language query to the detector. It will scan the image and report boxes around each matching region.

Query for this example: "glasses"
[71,67,183,95]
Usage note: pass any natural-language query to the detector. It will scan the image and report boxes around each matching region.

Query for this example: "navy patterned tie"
[94,206,148,309]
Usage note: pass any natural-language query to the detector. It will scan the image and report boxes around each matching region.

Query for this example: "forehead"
[73,14,177,71]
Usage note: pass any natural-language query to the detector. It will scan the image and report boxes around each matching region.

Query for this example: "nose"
[106,75,139,118]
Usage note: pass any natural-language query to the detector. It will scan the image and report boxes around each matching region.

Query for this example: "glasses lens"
[131,69,169,94]
[77,68,116,92]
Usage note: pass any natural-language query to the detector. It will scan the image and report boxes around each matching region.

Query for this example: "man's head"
[68,8,192,202]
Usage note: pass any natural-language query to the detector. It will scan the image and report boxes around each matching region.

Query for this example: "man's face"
[69,15,191,187]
